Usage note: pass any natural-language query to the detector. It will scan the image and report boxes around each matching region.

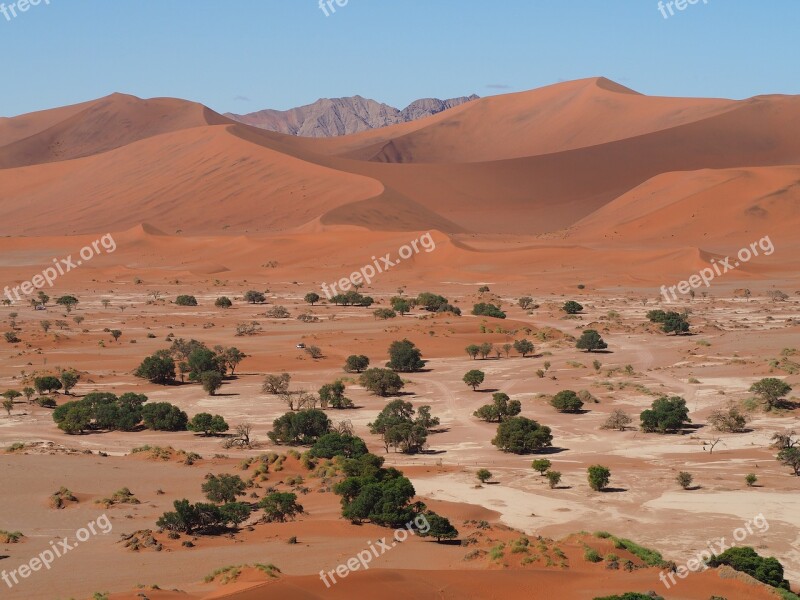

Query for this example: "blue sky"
[2,0,799,117]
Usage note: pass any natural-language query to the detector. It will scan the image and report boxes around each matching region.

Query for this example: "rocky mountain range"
[224,94,479,137]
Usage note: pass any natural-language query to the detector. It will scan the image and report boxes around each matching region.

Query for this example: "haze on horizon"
[2,0,800,118]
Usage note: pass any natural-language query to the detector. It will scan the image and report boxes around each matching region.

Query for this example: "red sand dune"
[569,166,800,245]
[0,77,799,286]
[311,77,738,163]
[105,561,783,600]
[0,125,384,236]
[0,93,232,169]
[2,78,800,239]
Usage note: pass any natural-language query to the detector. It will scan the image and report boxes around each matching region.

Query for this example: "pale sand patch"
[644,490,800,581]
[643,490,800,528]
[412,473,594,532]
[609,430,774,458]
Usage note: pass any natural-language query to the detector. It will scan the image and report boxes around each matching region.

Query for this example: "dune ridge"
[0,78,799,283]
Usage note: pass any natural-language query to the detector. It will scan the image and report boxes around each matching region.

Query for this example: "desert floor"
[0,266,798,599]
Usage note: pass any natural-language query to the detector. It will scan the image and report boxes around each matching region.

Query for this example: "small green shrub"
[584,547,602,563]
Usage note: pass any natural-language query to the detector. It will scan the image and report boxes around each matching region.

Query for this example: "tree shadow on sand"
[531,446,569,455]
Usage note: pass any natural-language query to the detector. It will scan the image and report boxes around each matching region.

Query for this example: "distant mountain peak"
[225,94,479,137]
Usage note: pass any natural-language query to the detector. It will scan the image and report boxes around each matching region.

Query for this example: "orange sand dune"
[0,79,799,285]
[2,80,800,238]
[0,125,384,236]
[106,566,782,600]
[0,97,97,147]
[0,93,232,169]
[226,88,800,234]
[568,165,800,247]
[309,77,739,163]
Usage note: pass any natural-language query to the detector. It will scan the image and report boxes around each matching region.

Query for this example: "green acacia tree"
[359,368,404,396]
[750,378,792,411]
[219,502,252,528]
[518,296,534,310]
[200,371,224,396]
[531,459,552,476]
[60,369,80,395]
[472,303,506,319]
[309,432,368,459]
[202,474,246,504]
[551,390,584,413]
[268,409,331,445]
[134,352,176,384]
[333,454,417,526]
[777,447,800,476]
[513,339,534,357]
[3,390,22,403]
[474,392,521,422]
[392,298,410,315]
[417,512,459,542]
[141,402,188,431]
[707,547,790,590]
[387,339,425,372]
[640,396,691,434]
[260,492,303,522]
[576,330,607,352]
[56,295,79,312]
[304,292,321,306]
[492,417,553,454]
[344,355,369,373]
[319,380,353,409]
[215,296,232,308]
[463,369,485,391]
[188,413,229,436]
[663,312,690,335]
[34,376,62,394]
[587,465,611,491]
[244,290,266,304]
